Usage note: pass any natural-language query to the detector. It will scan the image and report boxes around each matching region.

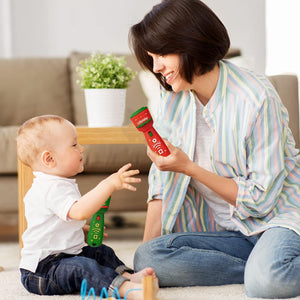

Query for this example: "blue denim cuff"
[108,275,129,297]
[115,264,133,274]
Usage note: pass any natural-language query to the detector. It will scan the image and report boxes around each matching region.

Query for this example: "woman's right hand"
[147,140,192,175]
[148,140,238,206]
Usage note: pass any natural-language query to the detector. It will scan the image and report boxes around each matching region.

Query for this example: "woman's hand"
[147,140,192,174]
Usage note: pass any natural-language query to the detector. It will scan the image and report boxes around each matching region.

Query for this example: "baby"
[16,115,157,299]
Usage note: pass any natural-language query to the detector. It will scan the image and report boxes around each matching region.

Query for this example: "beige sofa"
[0,51,299,233]
[0,52,151,231]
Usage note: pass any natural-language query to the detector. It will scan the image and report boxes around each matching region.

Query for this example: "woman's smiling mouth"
[164,72,175,84]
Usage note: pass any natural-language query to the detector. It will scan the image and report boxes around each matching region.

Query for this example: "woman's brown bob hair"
[129,0,230,91]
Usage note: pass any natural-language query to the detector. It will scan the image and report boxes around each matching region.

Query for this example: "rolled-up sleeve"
[147,163,164,202]
[232,95,286,220]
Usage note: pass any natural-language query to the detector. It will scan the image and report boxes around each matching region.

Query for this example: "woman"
[129,0,300,298]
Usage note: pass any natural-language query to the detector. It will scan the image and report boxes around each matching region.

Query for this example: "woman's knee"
[134,240,156,271]
[245,252,300,298]
[244,258,273,298]
[245,228,300,298]
[134,235,172,271]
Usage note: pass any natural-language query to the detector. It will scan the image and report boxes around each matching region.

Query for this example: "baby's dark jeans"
[20,244,132,297]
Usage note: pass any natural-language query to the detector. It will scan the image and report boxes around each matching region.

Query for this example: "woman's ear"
[41,150,56,168]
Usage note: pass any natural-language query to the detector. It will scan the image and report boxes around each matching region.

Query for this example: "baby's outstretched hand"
[112,163,141,191]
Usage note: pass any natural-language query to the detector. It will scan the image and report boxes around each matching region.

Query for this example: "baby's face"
[50,121,84,177]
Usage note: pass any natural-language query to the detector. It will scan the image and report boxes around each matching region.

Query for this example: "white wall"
[0,0,266,73]
[204,0,266,73]
[0,0,12,57]
[266,0,300,76]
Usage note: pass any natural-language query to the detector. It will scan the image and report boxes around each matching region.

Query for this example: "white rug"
[0,240,299,300]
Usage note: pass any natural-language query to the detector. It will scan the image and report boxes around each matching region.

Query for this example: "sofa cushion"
[83,144,151,173]
[0,126,18,174]
[0,58,73,125]
[0,175,18,215]
[0,126,151,175]
[76,173,148,212]
[68,52,148,126]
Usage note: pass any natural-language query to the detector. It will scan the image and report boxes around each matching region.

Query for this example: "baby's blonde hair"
[16,115,67,168]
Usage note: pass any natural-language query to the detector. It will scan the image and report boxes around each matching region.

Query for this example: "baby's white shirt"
[19,172,86,272]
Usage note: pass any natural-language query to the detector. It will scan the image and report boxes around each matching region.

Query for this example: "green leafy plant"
[77,52,136,89]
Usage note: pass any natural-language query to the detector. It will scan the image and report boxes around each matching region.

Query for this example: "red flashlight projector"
[130,106,170,156]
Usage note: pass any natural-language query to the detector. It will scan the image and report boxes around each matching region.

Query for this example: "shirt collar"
[190,60,228,118]
[33,171,76,183]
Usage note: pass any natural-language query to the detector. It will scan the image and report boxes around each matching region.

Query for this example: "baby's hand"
[111,163,141,191]
[82,224,108,243]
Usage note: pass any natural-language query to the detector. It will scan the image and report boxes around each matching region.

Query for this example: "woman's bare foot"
[118,275,159,300]
[124,267,156,283]
[118,281,143,300]
[120,268,159,299]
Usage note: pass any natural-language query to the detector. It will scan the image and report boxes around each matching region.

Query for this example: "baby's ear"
[41,150,56,168]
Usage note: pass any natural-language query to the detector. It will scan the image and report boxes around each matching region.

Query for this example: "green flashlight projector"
[87,196,111,247]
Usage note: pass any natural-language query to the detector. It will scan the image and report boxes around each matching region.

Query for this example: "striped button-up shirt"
[148,60,300,236]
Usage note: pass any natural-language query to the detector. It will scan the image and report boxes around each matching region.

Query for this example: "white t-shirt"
[19,172,86,272]
[190,99,239,231]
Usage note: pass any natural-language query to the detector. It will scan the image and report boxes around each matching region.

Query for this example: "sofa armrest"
[268,75,299,147]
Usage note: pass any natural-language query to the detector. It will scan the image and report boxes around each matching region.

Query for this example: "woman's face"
[147,52,190,92]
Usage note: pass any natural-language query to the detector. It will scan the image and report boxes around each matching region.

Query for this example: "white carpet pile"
[0,240,299,300]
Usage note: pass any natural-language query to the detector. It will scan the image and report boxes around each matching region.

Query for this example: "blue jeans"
[245,227,300,298]
[20,244,132,296]
[134,227,300,298]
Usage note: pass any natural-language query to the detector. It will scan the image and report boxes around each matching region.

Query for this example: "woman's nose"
[152,56,163,74]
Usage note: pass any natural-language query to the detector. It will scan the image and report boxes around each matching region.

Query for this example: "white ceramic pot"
[84,89,126,127]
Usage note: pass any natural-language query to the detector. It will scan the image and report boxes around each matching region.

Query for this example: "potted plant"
[77,52,136,127]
